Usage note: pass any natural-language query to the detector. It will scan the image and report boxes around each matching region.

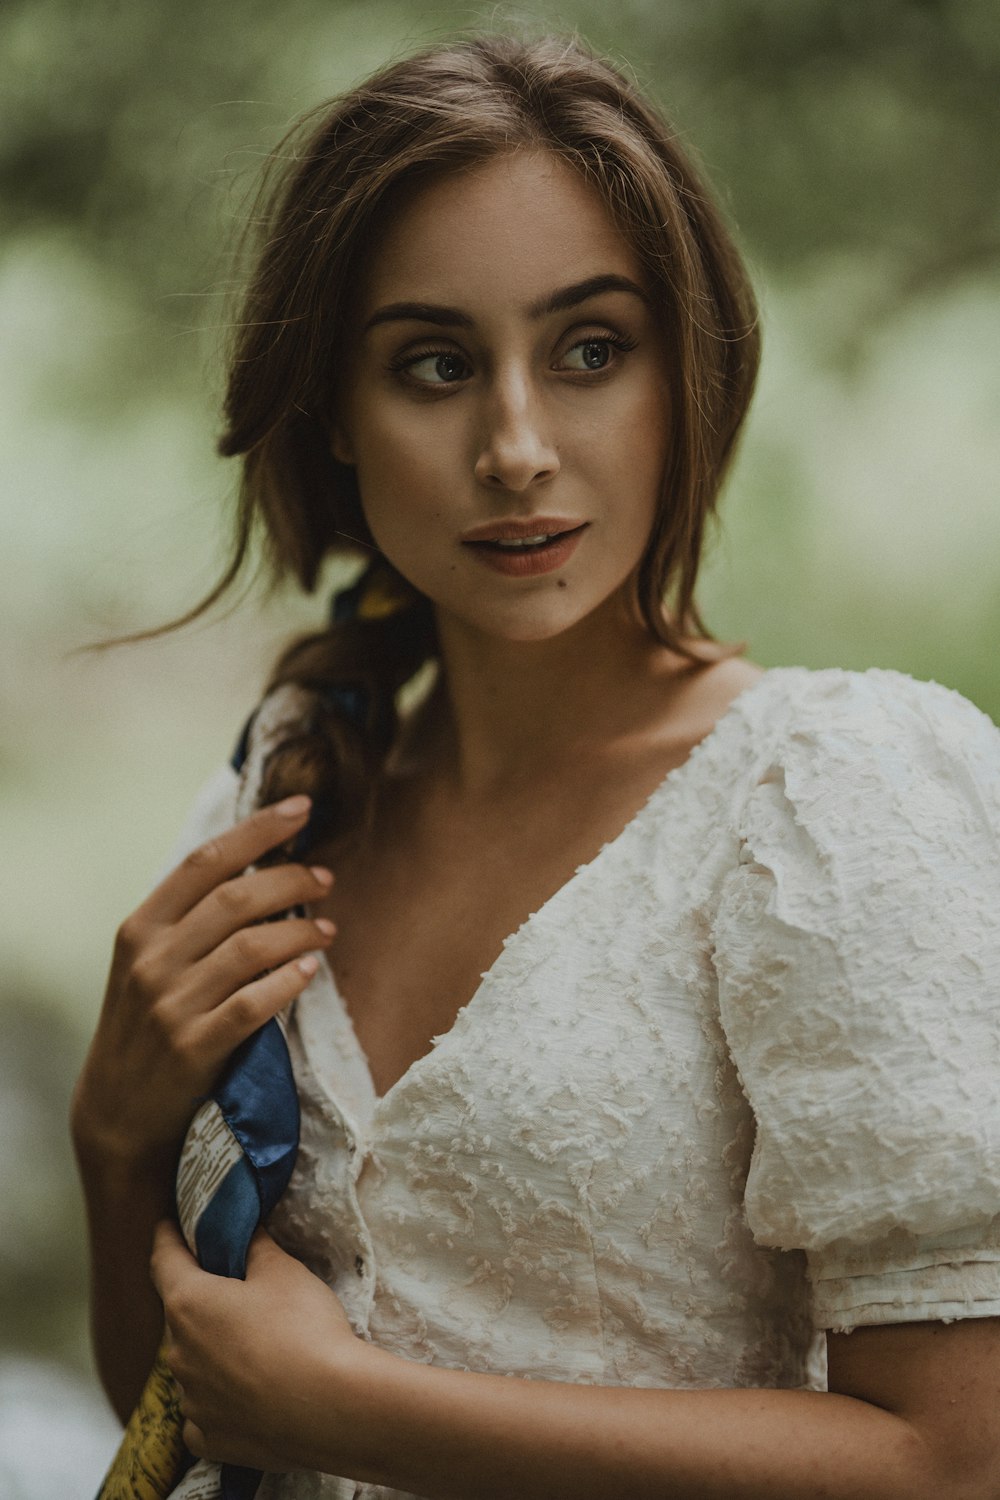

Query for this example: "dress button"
[355,1254,365,1276]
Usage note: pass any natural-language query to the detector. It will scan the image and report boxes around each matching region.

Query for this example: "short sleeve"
[711,669,1000,1330]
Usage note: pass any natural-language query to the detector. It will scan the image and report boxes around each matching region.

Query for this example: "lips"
[462,522,589,577]
[460,517,587,545]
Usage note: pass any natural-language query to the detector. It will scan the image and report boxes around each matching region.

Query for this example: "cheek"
[353,405,475,578]
[628,380,671,465]
[353,406,454,509]
[354,462,437,562]
[351,441,452,583]
[632,403,672,527]
[597,388,670,520]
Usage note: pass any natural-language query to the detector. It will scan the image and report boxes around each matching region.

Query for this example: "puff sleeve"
[711,669,1000,1330]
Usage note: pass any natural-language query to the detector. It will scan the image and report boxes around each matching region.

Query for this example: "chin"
[446,594,608,645]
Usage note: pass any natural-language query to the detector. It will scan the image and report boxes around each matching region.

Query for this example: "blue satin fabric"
[195,1019,301,1500]
[194,1019,300,1282]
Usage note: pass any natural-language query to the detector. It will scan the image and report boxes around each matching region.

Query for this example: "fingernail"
[297,954,319,977]
[315,917,336,937]
[276,795,311,818]
[310,866,334,887]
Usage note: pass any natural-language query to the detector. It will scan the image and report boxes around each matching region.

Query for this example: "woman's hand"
[151,1223,366,1473]
[71,794,336,1168]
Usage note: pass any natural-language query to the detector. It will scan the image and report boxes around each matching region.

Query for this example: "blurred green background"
[2,0,998,1490]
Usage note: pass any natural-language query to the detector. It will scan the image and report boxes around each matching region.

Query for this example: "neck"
[415,587,695,800]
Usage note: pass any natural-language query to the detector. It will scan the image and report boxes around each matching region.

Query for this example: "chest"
[277,824,812,1396]
[283,813,757,1359]
[311,756,693,1099]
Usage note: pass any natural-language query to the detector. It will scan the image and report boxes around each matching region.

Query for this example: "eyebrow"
[362,274,649,333]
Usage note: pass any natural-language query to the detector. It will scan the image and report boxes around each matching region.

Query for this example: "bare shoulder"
[694,653,766,704]
[649,650,766,750]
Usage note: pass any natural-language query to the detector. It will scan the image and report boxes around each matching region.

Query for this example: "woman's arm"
[356,1321,999,1500]
[151,1225,1000,1500]
[71,796,334,1421]
[71,1128,177,1423]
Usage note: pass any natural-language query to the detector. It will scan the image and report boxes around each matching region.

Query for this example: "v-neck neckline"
[303,667,783,1120]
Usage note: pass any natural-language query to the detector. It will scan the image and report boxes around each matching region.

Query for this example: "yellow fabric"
[97,1341,187,1500]
[356,566,415,619]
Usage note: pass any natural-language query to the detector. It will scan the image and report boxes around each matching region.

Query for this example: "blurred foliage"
[2,0,997,378]
[0,986,87,1365]
[589,0,1000,293]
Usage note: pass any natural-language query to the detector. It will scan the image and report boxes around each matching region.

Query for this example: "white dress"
[167,666,1000,1500]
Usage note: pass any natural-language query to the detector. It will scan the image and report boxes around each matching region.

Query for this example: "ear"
[330,420,354,466]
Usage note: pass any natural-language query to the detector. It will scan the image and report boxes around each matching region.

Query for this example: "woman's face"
[332,149,672,644]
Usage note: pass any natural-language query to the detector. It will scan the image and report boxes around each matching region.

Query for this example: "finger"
[171,861,335,967]
[150,1218,197,1299]
[170,916,333,1019]
[243,1227,283,1277]
[182,1419,207,1459]
[141,797,315,926]
[162,1335,184,1395]
[196,952,324,1056]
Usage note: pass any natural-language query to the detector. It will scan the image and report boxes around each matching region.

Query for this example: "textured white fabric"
[163,668,1000,1500]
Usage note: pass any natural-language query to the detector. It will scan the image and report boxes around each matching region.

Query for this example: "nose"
[473,373,560,492]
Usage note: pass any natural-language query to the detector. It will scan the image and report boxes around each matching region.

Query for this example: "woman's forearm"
[151,1229,998,1496]
[72,1120,174,1423]
[333,1350,935,1500]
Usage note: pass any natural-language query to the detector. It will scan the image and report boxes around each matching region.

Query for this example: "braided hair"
[246,555,436,858]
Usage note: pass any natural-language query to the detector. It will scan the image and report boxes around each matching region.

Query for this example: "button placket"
[330,1120,376,1319]
[311,1098,376,1321]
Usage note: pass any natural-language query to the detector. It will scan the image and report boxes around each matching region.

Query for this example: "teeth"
[494,534,552,548]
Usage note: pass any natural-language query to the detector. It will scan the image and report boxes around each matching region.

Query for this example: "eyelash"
[387,329,639,385]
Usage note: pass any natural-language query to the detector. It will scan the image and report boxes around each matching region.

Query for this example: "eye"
[559,331,638,374]
[565,339,612,371]
[391,348,471,385]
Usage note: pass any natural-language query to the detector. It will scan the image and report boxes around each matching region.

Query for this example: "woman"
[73,33,1000,1500]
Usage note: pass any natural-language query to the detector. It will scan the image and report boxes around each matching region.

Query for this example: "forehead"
[360,150,646,313]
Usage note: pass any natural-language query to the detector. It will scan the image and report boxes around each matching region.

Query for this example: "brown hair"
[209,32,761,849]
